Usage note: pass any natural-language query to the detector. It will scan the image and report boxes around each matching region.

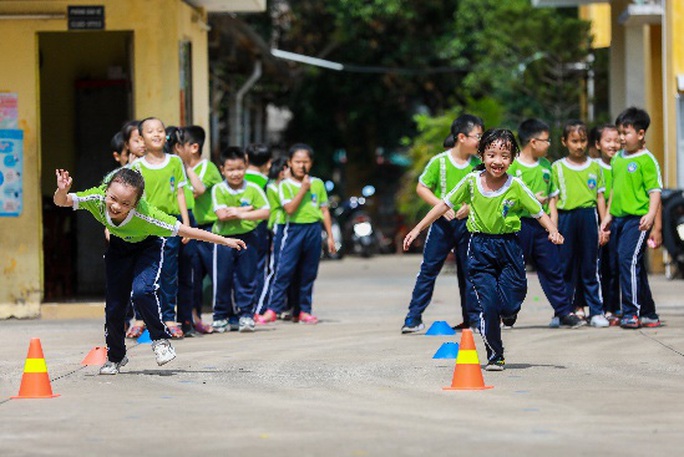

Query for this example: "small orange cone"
[81,346,108,366]
[443,329,493,390]
[11,338,60,399]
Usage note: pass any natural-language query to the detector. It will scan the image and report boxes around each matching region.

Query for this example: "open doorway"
[39,31,133,301]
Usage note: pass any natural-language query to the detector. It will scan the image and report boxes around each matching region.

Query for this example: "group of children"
[54,117,335,374]
[403,107,663,371]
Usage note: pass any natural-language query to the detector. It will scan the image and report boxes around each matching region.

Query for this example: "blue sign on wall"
[0,129,23,217]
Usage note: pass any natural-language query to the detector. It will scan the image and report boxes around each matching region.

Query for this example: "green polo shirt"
[552,158,605,211]
[419,151,481,198]
[444,171,543,234]
[211,180,269,236]
[192,159,223,226]
[278,177,329,224]
[131,154,187,215]
[245,170,269,190]
[70,187,179,243]
[508,157,557,216]
[266,181,285,229]
[609,148,663,217]
[595,158,612,200]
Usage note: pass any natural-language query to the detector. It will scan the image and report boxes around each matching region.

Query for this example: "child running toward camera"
[403,129,564,371]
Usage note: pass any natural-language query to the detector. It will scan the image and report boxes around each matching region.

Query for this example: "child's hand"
[600,214,612,233]
[223,237,247,250]
[599,229,610,246]
[535,191,548,205]
[55,169,73,192]
[327,237,337,254]
[548,230,564,245]
[648,229,662,249]
[639,213,656,231]
[455,204,470,220]
[301,175,311,192]
[403,229,420,251]
[442,208,456,221]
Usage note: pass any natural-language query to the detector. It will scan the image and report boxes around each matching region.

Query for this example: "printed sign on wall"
[0,130,23,217]
[0,93,18,129]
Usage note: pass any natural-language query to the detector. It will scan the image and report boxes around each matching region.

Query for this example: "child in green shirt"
[404,129,563,371]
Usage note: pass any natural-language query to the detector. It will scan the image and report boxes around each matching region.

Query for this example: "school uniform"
[245,170,271,314]
[191,159,223,314]
[509,157,572,318]
[609,149,663,321]
[552,158,605,318]
[131,154,188,322]
[404,152,480,328]
[211,180,269,320]
[69,187,178,363]
[266,177,329,316]
[595,159,620,314]
[177,183,198,330]
[444,171,544,363]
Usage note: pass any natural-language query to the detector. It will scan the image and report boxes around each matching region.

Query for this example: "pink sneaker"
[256,309,277,325]
[298,312,318,324]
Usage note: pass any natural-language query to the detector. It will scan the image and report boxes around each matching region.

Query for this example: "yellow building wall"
[0,0,211,318]
[665,0,684,189]
[580,4,612,49]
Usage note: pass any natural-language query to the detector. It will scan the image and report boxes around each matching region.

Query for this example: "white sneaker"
[238,316,255,333]
[590,314,610,328]
[152,339,176,366]
[99,356,128,375]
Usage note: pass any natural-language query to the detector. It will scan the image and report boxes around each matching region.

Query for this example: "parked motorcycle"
[661,188,684,278]
[336,185,379,258]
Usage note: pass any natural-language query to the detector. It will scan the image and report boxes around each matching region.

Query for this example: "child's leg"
[131,237,172,341]
[453,220,478,326]
[604,235,621,314]
[521,218,572,318]
[405,218,456,325]
[616,216,649,318]
[159,234,181,323]
[212,243,236,321]
[255,226,280,315]
[577,208,603,317]
[251,222,270,312]
[296,223,324,315]
[233,232,259,317]
[267,223,303,314]
[638,265,658,319]
[467,235,505,362]
[177,238,198,330]
[104,238,135,363]
[194,224,215,318]
[498,238,528,320]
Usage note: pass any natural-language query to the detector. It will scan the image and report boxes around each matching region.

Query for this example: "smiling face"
[597,128,620,161]
[126,128,146,161]
[105,181,139,223]
[618,124,644,154]
[562,129,588,161]
[140,118,166,153]
[481,140,513,179]
[221,158,247,189]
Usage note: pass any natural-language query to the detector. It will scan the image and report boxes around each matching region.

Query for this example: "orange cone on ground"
[81,346,108,366]
[11,338,60,399]
[443,329,493,390]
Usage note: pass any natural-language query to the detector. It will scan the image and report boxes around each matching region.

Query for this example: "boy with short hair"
[211,147,270,333]
[511,119,585,329]
[244,143,272,316]
[601,107,663,329]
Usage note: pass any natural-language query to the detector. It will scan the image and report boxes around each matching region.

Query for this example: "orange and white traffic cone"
[11,338,60,399]
[443,329,493,390]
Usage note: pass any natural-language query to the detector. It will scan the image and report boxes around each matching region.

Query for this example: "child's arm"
[177,224,246,250]
[416,183,457,220]
[322,206,337,254]
[177,189,190,227]
[186,166,206,197]
[639,191,661,232]
[649,203,663,248]
[403,201,451,251]
[549,196,559,228]
[237,208,269,221]
[536,213,564,245]
[283,176,311,215]
[216,206,254,221]
[597,192,607,222]
[54,169,74,207]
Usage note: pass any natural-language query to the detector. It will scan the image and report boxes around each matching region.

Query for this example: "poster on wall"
[0,93,18,129]
[0,130,23,217]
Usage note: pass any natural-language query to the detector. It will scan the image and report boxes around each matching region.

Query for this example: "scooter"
[336,185,379,258]
[661,188,684,279]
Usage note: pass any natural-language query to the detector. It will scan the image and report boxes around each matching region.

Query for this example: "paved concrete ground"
[1,255,683,456]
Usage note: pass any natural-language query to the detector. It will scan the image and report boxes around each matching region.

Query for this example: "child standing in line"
[131,117,190,338]
[258,143,337,325]
[122,120,146,163]
[601,107,663,329]
[404,129,564,371]
[244,143,273,317]
[552,120,608,328]
[401,114,484,334]
[593,124,622,324]
[511,119,585,329]
[54,168,245,374]
[176,125,222,334]
[211,148,270,333]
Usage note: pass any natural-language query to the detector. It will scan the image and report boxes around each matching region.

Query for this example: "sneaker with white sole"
[152,339,176,366]
[640,316,662,328]
[549,316,560,328]
[484,357,506,371]
[590,314,610,328]
[99,356,129,375]
[401,321,425,334]
[238,316,255,332]
[211,319,229,333]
